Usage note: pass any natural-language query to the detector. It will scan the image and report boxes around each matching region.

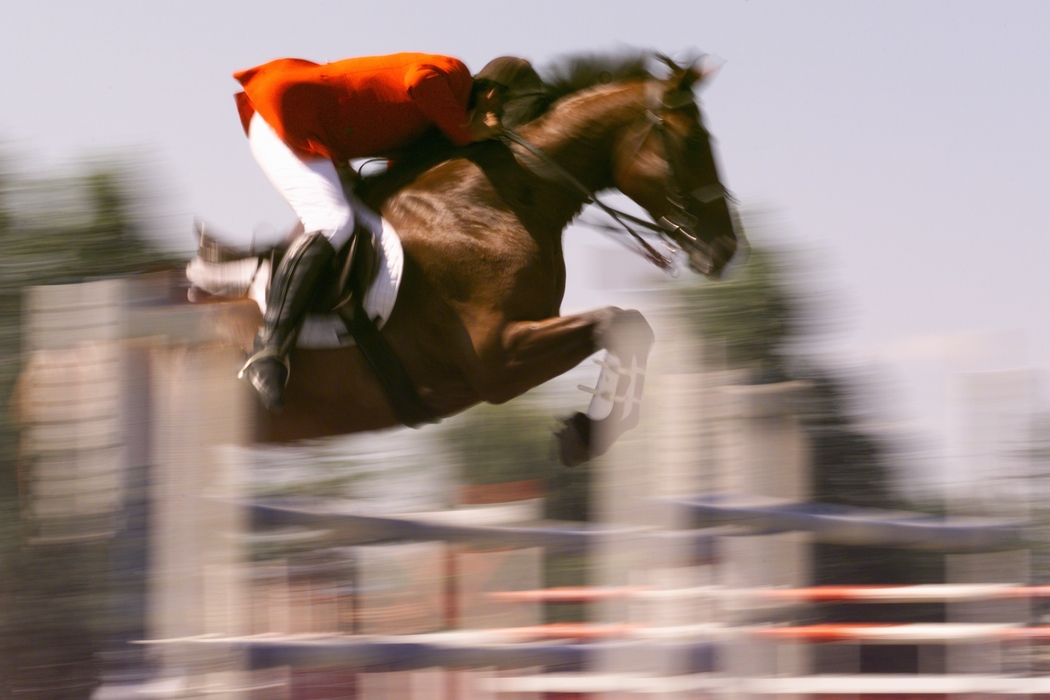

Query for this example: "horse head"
[612,59,738,278]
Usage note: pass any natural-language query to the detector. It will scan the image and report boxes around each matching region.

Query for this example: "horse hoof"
[556,412,592,467]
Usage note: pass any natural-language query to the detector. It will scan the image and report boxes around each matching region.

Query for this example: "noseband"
[500,81,729,272]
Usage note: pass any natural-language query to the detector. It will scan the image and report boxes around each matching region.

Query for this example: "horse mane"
[355,50,656,203]
[503,50,653,127]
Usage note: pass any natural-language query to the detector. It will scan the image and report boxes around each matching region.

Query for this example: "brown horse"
[199,58,737,465]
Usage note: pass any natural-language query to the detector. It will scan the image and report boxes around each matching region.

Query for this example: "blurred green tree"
[439,396,591,623]
[0,156,178,699]
[678,245,799,378]
[679,233,943,672]
[440,398,560,494]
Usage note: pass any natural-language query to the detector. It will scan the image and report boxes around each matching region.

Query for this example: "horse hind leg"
[557,309,655,467]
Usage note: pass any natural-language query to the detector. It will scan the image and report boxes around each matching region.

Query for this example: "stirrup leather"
[238,346,291,385]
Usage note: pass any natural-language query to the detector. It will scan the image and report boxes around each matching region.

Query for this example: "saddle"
[196,221,435,428]
[196,219,378,315]
[314,223,378,315]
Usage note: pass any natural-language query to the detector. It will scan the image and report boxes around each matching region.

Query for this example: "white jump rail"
[141,619,1050,648]
[136,629,719,674]
[481,672,1050,696]
[247,497,720,557]
[670,493,1027,550]
[488,583,1050,604]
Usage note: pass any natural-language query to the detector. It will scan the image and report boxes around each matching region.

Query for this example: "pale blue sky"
[3,1,1049,474]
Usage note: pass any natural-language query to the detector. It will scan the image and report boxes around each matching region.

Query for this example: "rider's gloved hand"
[469,110,504,141]
[466,81,506,142]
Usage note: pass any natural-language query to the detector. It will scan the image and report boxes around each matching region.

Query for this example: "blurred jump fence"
[19,279,1049,699]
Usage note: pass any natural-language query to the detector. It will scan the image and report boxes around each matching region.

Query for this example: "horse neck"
[519,83,648,224]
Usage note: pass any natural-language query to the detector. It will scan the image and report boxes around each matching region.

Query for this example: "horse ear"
[657,53,718,105]
[692,57,723,88]
[662,63,702,108]
[676,64,702,92]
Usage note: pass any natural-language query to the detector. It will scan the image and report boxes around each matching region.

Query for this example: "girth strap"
[336,299,436,428]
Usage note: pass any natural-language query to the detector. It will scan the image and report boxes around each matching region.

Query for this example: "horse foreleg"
[496,307,655,466]
[561,308,655,466]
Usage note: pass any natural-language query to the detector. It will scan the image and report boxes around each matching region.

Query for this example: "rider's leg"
[238,113,355,411]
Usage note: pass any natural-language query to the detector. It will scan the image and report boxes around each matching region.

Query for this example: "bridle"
[499,79,731,273]
[640,83,735,274]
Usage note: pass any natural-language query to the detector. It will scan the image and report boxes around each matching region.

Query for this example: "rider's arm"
[404,61,476,145]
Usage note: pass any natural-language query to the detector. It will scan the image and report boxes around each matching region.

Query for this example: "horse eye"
[684,130,708,150]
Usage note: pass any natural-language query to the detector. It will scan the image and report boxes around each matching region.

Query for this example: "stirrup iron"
[238,347,291,384]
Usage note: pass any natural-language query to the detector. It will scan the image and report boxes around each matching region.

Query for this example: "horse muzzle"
[660,194,738,278]
[687,234,737,279]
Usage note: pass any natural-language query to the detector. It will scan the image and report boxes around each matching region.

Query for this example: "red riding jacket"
[234,53,476,162]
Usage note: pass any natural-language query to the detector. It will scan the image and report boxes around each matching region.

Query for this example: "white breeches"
[247,112,360,249]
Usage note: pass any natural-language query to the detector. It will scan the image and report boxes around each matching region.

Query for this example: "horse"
[193,56,738,466]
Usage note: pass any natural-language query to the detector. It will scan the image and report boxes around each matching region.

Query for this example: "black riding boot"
[239,231,336,411]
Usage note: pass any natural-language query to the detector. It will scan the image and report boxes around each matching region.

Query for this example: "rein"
[500,128,677,272]
[499,78,727,274]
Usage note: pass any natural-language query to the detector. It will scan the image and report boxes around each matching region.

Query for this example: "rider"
[234,53,540,412]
